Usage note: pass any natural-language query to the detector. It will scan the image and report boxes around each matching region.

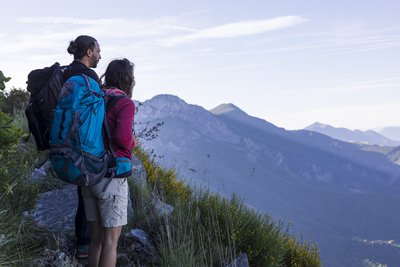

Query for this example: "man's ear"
[86,48,93,57]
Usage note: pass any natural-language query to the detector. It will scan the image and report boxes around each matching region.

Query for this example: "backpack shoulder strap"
[74,74,90,92]
[106,95,127,113]
[104,94,129,158]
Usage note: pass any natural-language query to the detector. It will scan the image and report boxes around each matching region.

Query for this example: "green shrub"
[135,148,191,203]
[0,111,22,151]
[284,238,321,267]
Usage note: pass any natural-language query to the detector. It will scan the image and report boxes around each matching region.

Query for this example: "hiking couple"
[63,35,135,266]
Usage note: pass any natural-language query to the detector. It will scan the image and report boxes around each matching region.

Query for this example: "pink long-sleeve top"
[103,88,135,159]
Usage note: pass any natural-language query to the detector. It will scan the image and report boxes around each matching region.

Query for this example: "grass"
[0,109,321,266]
[0,110,60,266]
[130,148,321,266]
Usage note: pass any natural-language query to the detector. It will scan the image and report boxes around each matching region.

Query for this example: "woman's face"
[128,78,135,98]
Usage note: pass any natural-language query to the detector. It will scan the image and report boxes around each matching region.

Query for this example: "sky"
[1,0,399,130]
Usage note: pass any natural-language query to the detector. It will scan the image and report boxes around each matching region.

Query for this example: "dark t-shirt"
[63,60,100,84]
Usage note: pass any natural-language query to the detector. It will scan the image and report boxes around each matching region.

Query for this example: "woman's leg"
[87,178,128,266]
[99,226,122,267]
[88,221,103,267]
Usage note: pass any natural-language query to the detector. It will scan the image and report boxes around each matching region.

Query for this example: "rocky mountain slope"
[135,95,400,267]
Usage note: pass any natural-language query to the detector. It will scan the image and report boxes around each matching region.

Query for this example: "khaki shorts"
[82,178,129,228]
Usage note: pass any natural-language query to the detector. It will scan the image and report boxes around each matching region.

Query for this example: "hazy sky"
[1,0,399,130]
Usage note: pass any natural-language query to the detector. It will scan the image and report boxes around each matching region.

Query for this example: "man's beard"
[91,58,99,68]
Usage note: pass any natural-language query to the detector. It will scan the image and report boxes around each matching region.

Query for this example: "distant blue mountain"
[305,122,400,146]
[379,126,400,142]
[136,95,400,267]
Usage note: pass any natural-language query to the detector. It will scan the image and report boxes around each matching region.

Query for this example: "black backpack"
[25,63,69,151]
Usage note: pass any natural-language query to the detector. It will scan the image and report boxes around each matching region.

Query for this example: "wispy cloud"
[16,16,196,38]
[289,32,400,56]
[228,25,400,58]
[267,77,400,97]
[3,16,190,55]
[162,16,308,46]
[311,77,400,95]
[205,62,273,72]
[17,17,99,25]
[9,15,308,55]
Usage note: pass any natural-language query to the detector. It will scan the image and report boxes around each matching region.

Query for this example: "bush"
[135,148,191,203]
[0,88,30,115]
[0,111,22,150]
[284,238,321,267]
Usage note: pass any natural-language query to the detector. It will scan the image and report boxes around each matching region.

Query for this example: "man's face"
[88,41,101,68]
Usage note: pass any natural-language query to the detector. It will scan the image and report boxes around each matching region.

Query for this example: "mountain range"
[379,126,400,142]
[305,122,400,146]
[135,95,400,267]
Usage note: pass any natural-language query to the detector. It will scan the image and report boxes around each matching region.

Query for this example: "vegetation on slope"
[0,72,58,266]
[0,70,320,266]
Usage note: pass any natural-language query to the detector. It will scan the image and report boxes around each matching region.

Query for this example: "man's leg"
[75,186,91,246]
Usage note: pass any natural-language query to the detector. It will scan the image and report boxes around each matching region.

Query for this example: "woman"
[82,58,135,267]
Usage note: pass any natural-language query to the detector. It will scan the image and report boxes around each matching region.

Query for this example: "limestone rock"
[226,253,250,267]
[32,185,77,232]
[29,249,75,267]
[152,193,174,217]
[30,160,51,182]
[124,228,158,265]
[130,154,148,185]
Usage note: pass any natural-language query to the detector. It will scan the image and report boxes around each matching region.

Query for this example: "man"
[64,35,101,259]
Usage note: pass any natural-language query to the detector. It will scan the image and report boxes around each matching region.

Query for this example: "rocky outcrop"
[32,184,77,232]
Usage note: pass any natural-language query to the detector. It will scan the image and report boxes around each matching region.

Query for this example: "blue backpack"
[49,74,108,186]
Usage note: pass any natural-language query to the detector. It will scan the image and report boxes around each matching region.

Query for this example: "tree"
[2,88,30,115]
[0,70,11,91]
[0,71,29,115]
[0,71,22,150]
[0,71,11,111]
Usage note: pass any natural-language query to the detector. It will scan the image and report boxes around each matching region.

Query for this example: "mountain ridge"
[305,122,400,146]
[135,94,400,266]
[379,126,400,141]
